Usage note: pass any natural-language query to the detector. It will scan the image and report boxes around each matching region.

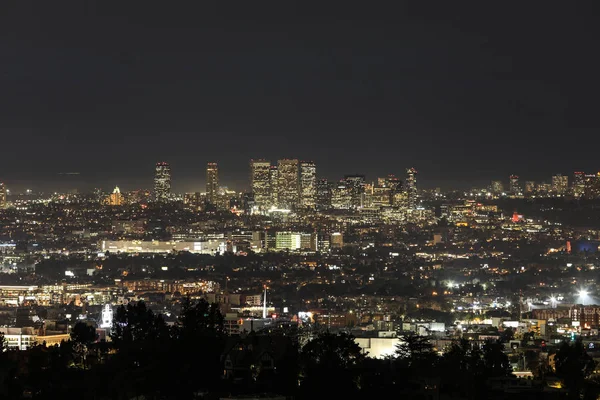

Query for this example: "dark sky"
[1,2,598,193]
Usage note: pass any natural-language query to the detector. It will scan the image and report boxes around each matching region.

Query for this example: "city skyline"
[1,161,596,195]
[1,3,598,192]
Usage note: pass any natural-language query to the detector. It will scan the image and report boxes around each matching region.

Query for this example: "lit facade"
[0,183,6,209]
[250,159,271,209]
[316,179,332,210]
[509,175,520,195]
[269,166,279,208]
[106,186,123,206]
[277,159,299,209]
[405,168,417,209]
[552,174,568,195]
[344,175,365,208]
[154,162,171,202]
[573,171,585,197]
[299,161,316,208]
[491,180,504,194]
[206,162,219,205]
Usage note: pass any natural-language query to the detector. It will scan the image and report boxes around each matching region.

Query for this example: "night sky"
[1,2,598,193]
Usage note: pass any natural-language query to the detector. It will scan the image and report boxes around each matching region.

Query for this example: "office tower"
[316,179,332,210]
[491,181,504,194]
[277,159,299,209]
[552,174,568,195]
[269,166,279,208]
[509,175,520,195]
[154,162,171,202]
[299,161,317,208]
[331,182,352,209]
[250,159,271,210]
[107,186,123,206]
[405,168,417,209]
[372,184,392,207]
[0,183,6,209]
[573,172,585,197]
[524,181,535,195]
[344,175,366,208]
[583,173,600,199]
[206,162,219,205]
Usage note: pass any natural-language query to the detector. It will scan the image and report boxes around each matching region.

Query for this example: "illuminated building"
[0,183,6,209]
[509,175,520,195]
[405,168,417,209]
[583,173,600,199]
[206,162,219,205]
[106,186,123,206]
[154,162,171,202]
[316,179,332,210]
[573,172,585,197]
[552,174,568,195]
[277,159,299,209]
[299,161,316,208]
[100,239,227,255]
[331,182,352,209]
[100,304,113,329]
[491,180,504,194]
[269,166,278,207]
[184,192,204,211]
[524,181,535,195]
[250,159,271,210]
[344,175,366,208]
[372,185,392,207]
[330,232,344,248]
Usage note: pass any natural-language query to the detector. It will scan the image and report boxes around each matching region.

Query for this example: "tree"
[481,340,512,378]
[110,300,170,348]
[395,333,438,374]
[299,332,365,398]
[70,322,98,369]
[555,339,596,399]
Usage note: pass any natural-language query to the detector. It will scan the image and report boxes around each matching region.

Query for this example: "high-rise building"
[331,182,352,209]
[0,183,6,210]
[344,175,366,208]
[316,179,332,210]
[250,160,271,210]
[583,173,600,199]
[405,168,418,209]
[206,162,219,205]
[154,162,171,202]
[573,172,585,197]
[509,175,520,195]
[525,181,536,195]
[277,159,299,209]
[269,166,279,208]
[552,174,568,195]
[491,181,504,194]
[106,186,123,206]
[299,161,317,208]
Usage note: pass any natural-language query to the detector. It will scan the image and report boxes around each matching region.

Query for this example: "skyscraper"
[552,174,568,195]
[0,183,6,210]
[524,181,536,195]
[206,162,219,205]
[154,162,171,202]
[509,175,520,195]
[573,172,585,197]
[316,179,332,210]
[250,159,271,210]
[277,159,299,209]
[299,161,317,208]
[106,186,123,206]
[405,168,417,209]
[269,166,278,208]
[490,180,504,194]
[344,175,366,208]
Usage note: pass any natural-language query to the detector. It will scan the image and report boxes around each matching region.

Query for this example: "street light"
[578,289,589,305]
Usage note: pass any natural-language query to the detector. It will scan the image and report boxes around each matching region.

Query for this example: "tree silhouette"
[299,332,364,398]
[555,339,596,399]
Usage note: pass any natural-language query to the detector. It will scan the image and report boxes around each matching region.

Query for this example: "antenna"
[263,286,267,319]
